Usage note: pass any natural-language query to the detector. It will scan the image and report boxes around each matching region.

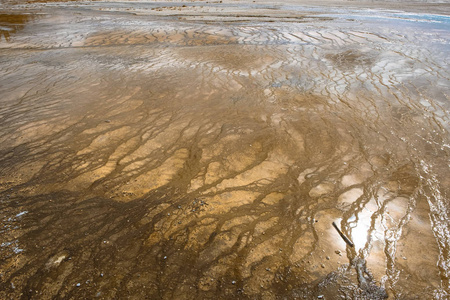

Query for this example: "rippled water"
[1,1,449,299]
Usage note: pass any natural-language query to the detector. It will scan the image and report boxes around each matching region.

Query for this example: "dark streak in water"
[0,1,449,299]
[332,221,354,247]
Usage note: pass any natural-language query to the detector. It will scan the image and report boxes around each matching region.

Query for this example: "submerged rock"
[45,250,70,270]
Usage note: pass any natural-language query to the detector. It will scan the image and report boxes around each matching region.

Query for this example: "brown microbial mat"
[0,1,449,299]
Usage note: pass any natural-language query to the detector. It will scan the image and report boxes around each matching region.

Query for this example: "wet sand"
[1,1,450,299]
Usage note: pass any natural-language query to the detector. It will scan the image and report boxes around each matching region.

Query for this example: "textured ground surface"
[1,1,450,299]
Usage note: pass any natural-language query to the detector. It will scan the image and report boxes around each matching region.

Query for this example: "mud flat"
[1,1,449,299]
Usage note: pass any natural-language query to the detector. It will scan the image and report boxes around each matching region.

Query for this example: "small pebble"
[326,256,330,260]
[76,283,81,287]
[231,280,236,285]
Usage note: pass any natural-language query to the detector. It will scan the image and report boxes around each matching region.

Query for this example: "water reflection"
[0,1,449,299]
[0,14,37,42]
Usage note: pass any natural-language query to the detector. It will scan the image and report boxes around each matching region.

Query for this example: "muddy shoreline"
[1,1,449,299]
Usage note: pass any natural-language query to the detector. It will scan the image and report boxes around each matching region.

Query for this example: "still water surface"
[0,1,449,299]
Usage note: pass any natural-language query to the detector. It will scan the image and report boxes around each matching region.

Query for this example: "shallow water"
[0,1,449,299]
